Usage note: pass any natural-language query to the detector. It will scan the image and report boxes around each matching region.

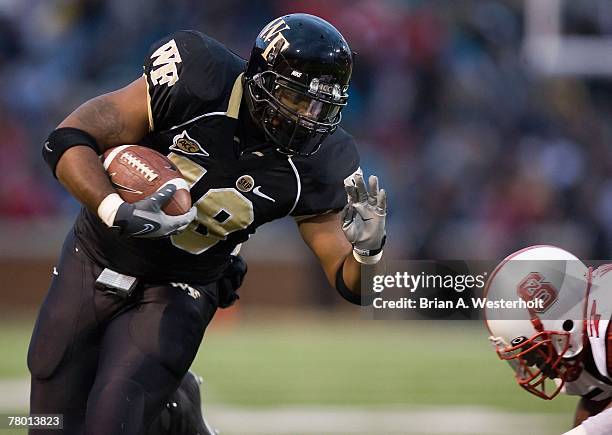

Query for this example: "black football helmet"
[244,14,353,156]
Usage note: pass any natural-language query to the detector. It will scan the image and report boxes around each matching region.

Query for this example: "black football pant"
[28,230,218,434]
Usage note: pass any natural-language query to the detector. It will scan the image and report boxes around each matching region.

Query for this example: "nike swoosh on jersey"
[44,141,52,152]
[252,186,275,202]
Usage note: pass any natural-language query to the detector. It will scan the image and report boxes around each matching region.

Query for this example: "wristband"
[97,193,124,227]
[353,249,383,265]
[352,235,386,264]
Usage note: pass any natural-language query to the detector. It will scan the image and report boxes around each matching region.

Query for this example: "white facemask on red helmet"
[484,245,590,399]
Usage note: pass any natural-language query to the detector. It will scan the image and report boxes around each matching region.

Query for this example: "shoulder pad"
[144,30,246,131]
[293,127,360,184]
[290,128,360,217]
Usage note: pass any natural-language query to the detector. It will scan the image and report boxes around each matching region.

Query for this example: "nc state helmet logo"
[517,272,558,313]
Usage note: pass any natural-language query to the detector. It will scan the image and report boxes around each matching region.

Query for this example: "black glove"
[217,255,248,308]
[112,184,196,238]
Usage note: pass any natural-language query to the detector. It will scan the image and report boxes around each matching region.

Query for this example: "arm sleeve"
[143,30,232,131]
[290,129,360,218]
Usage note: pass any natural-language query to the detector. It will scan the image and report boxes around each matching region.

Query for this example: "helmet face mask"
[244,14,352,156]
[246,71,345,156]
[490,330,579,400]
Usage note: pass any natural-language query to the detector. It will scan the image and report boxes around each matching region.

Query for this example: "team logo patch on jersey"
[170,130,209,157]
[236,175,255,192]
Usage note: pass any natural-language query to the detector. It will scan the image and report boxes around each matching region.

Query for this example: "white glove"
[341,173,387,264]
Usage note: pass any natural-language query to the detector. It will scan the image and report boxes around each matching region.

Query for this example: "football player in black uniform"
[35,13,387,435]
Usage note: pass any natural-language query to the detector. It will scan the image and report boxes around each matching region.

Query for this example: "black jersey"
[75,30,360,284]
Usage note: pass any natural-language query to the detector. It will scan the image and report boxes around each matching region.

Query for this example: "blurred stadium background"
[1,0,611,433]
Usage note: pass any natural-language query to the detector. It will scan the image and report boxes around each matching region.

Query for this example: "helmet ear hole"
[562,320,574,331]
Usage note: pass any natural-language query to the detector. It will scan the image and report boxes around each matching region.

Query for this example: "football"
[102,145,191,216]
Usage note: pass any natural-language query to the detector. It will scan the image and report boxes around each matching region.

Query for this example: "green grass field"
[195,312,576,413]
[0,310,575,433]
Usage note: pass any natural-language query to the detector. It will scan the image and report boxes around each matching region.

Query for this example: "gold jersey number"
[168,153,254,254]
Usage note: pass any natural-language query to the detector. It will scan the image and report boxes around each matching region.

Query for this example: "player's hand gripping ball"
[102,145,196,238]
[102,145,191,215]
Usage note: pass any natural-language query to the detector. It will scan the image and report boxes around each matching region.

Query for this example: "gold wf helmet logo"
[259,18,290,62]
[170,130,209,157]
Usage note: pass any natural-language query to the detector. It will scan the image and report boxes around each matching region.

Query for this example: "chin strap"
[608,320,612,378]
[582,266,594,358]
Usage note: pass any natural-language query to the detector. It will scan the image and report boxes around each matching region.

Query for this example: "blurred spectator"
[2,0,611,260]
